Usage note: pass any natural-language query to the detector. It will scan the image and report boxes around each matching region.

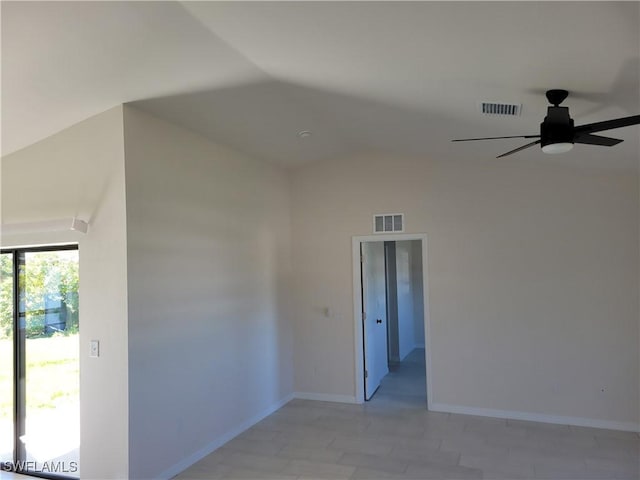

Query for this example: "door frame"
[352,233,433,407]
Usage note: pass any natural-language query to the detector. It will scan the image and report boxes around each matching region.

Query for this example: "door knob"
[376,319,382,324]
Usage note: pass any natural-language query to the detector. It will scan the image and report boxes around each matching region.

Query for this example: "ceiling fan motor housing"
[541,106,574,147]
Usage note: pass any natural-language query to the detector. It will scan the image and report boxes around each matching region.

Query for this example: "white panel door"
[362,242,389,400]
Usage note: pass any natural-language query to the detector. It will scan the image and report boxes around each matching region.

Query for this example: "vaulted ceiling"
[3,1,639,169]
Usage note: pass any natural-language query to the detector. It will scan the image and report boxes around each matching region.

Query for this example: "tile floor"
[1,350,636,479]
[175,349,640,479]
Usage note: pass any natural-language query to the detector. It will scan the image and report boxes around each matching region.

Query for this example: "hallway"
[370,348,427,409]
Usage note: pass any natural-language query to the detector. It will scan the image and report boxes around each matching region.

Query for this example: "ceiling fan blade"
[574,115,640,134]
[452,134,539,142]
[574,133,623,147]
[496,139,541,158]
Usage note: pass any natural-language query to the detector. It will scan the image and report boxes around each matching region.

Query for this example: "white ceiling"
[3,1,639,168]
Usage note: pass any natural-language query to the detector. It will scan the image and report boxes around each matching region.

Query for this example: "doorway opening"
[0,245,80,479]
[352,234,432,407]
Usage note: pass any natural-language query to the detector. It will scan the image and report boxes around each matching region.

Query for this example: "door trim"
[352,234,433,407]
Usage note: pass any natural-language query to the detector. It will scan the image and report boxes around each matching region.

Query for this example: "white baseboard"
[158,393,295,480]
[430,402,640,433]
[293,391,357,404]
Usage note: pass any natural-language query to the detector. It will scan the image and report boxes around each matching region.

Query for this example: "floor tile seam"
[337,451,411,475]
[513,449,589,465]
[217,453,294,476]
[531,457,589,475]
[480,450,538,471]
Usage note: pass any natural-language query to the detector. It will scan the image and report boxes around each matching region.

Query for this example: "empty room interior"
[1,2,639,479]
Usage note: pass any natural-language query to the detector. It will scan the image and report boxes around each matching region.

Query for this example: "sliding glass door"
[0,252,14,465]
[1,246,79,478]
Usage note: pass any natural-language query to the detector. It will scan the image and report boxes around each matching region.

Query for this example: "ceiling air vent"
[373,214,404,234]
[480,102,522,116]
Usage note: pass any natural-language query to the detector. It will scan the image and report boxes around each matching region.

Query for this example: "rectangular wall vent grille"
[480,102,522,116]
[373,214,404,233]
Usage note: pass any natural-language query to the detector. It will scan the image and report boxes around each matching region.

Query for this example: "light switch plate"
[89,340,100,358]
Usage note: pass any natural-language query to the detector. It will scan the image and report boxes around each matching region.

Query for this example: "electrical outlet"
[89,340,100,358]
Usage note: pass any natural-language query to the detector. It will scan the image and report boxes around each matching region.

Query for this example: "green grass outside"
[0,334,79,419]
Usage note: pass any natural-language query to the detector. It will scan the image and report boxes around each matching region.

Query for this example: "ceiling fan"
[452,89,640,158]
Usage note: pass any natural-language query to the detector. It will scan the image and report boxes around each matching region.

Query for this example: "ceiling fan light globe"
[541,142,574,154]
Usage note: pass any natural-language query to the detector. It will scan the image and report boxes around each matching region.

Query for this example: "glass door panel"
[21,249,79,477]
[0,253,14,464]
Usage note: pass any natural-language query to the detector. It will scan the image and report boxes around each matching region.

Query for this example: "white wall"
[385,240,424,363]
[411,240,425,348]
[395,240,415,360]
[291,152,639,428]
[122,107,293,479]
[384,242,400,363]
[396,239,425,358]
[0,107,130,478]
